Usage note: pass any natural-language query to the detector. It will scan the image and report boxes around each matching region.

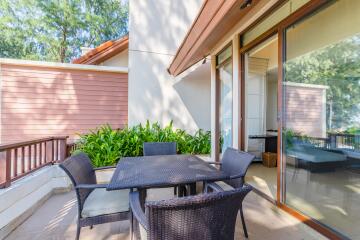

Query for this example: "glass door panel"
[283,1,360,238]
[244,35,278,199]
[217,46,233,152]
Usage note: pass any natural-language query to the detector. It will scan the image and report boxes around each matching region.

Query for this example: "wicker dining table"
[107,154,229,193]
[107,154,230,240]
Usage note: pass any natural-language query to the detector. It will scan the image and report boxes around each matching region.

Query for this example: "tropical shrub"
[344,126,360,135]
[283,128,310,149]
[73,121,212,167]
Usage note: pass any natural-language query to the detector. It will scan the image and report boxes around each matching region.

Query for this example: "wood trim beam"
[277,28,283,204]
[169,0,266,76]
[240,0,328,53]
[278,203,347,240]
[211,56,220,162]
[232,35,241,149]
[169,0,226,75]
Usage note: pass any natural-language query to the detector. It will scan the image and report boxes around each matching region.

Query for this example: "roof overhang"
[72,35,129,65]
[168,0,270,76]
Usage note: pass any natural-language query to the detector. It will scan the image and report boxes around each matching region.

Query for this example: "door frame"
[238,0,343,239]
[240,33,279,204]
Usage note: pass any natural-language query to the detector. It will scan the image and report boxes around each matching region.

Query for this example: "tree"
[0,0,128,62]
[285,35,360,130]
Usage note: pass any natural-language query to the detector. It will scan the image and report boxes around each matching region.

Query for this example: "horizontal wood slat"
[3,64,127,78]
[2,93,127,101]
[1,98,128,105]
[1,63,128,143]
[3,81,128,92]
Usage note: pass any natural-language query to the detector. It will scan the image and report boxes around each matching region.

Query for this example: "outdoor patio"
[1,0,359,239]
[5,189,326,240]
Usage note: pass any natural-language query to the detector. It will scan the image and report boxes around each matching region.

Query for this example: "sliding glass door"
[243,35,278,200]
[217,46,233,152]
[282,1,360,238]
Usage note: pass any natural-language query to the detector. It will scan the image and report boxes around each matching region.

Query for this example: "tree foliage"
[285,34,360,130]
[0,0,128,62]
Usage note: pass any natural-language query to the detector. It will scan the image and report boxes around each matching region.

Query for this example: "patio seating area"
[1,142,327,240]
[5,189,326,240]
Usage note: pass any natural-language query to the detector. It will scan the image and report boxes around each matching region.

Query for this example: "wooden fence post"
[329,134,337,149]
[59,138,67,162]
[0,150,12,188]
[45,140,53,164]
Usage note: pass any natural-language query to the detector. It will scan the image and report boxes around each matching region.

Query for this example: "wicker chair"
[130,185,252,240]
[59,153,129,240]
[205,147,255,238]
[143,142,183,198]
[143,142,177,156]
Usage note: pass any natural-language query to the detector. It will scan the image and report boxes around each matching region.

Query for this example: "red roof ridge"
[72,34,129,65]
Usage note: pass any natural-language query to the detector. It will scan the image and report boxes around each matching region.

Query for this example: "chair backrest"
[221,147,255,188]
[145,185,252,240]
[143,142,177,156]
[59,152,96,209]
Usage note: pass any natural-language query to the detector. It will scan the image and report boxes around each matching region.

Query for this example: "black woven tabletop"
[107,155,229,191]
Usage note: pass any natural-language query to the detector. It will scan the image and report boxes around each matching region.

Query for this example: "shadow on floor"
[5,190,326,240]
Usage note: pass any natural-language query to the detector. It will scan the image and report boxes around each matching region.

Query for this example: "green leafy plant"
[282,128,310,149]
[344,126,360,135]
[73,121,212,167]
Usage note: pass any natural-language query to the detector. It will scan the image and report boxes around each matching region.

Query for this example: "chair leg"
[182,185,188,196]
[178,185,185,197]
[186,183,197,195]
[240,204,248,238]
[130,209,134,240]
[75,223,81,240]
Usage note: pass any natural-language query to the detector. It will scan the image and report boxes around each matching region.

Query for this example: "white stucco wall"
[128,0,210,132]
[101,50,128,67]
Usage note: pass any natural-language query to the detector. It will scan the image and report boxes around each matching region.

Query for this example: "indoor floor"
[285,166,360,239]
[246,163,360,239]
[246,163,277,200]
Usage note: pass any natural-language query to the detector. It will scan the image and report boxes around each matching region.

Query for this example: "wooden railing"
[328,133,360,150]
[293,133,360,151]
[0,136,69,188]
[66,141,77,157]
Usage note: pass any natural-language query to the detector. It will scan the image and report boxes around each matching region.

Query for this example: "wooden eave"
[168,0,265,76]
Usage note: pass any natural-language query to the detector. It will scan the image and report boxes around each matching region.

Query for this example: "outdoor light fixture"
[202,57,207,64]
[240,0,252,9]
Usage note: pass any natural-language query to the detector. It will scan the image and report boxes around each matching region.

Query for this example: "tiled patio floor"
[5,190,328,240]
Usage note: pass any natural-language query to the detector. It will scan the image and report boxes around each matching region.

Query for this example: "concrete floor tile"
[5,190,327,240]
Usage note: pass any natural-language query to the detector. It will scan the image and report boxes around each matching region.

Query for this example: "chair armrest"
[204,182,223,193]
[207,161,222,165]
[206,182,252,193]
[75,184,108,189]
[207,161,222,170]
[229,174,245,180]
[129,191,149,231]
[94,166,116,171]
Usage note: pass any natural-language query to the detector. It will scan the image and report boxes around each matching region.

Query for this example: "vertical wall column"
[232,35,240,149]
[210,56,219,162]
[0,63,2,144]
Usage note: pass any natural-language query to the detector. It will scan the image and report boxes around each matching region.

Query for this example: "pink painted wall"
[0,64,128,144]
